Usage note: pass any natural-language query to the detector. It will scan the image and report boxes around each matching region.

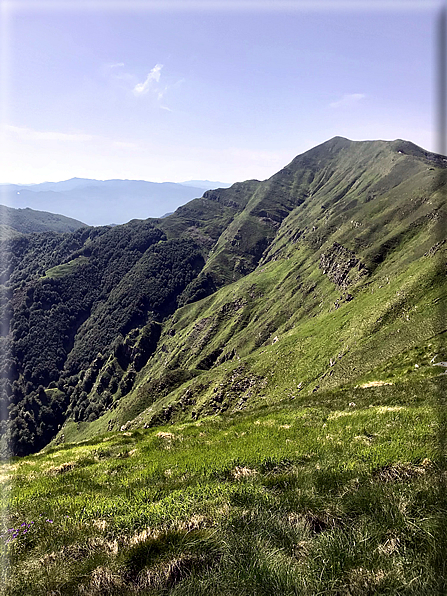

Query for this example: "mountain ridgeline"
[1,136,445,456]
[0,204,86,237]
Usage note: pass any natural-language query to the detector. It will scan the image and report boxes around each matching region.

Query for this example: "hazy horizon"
[0,177,234,187]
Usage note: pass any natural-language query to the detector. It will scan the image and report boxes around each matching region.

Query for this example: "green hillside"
[1,136,445,453]
[6,135,440,448]
[1,137,446,594]
[0,204,87,235]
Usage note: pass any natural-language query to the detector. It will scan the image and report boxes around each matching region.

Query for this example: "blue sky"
[0,1,441,184]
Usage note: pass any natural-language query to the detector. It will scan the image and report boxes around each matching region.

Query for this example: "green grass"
[44,256,90,279]
[1,378,445,595]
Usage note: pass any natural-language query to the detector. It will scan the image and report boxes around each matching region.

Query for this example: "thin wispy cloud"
[4,125,93,142]
[108,62,125,69]
[3,125,143,153]
[133,64,163,96]
[112,140,139,149]
[329,93,366,108]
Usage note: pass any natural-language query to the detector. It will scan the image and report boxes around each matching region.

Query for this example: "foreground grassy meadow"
[1,375,446,595]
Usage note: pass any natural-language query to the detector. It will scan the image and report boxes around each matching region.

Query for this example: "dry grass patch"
[129,554,215,593]
[344,567,389,595]
[79,566,125,595]
[92,520,108,531]
[232,466,258,480]
[175,515,208,532]
[359,381,393,388]
[374,462,429,483]
[46,461,76,475]
[156,432,176,440]
[376,535,401,555]
[129,527,162,547]
[38,537,122,564]
[156,431,182,450]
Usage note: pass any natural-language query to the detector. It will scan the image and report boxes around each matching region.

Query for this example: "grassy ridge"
[2,137,445,456]
[0,204,87,235]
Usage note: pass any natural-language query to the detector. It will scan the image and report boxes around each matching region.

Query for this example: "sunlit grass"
[1,379,443,595]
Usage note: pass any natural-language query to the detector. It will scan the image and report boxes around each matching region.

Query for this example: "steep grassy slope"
[1,136,445,458]
[71,233,443,443]
[55,137,446,443]
[181,137,445,290]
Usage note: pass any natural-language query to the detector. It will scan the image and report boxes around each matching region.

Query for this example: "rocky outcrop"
[320,242,368,290]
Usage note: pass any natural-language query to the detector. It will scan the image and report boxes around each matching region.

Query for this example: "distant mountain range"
[179,180,232,190]
[0,178,232,227]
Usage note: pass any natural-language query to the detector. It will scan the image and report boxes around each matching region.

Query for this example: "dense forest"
[0,222,205,455]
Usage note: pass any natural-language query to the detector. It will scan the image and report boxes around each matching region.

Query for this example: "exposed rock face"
[319,242,368,290]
